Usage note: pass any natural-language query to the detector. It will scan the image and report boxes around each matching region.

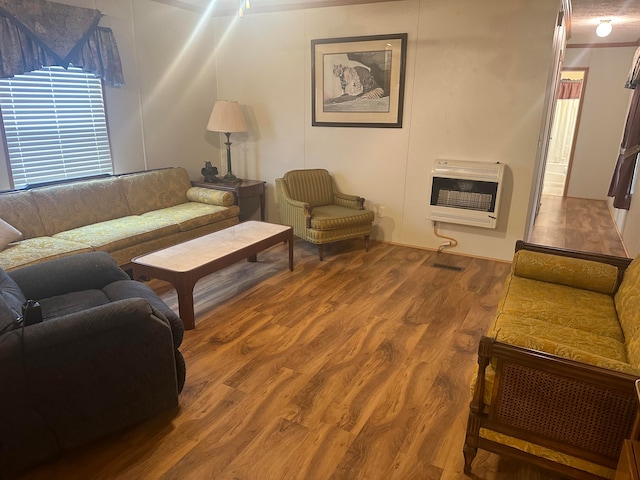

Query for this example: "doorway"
[542,69,587,196]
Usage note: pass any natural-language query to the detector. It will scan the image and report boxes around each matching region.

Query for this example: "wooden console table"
[192,179,266,221]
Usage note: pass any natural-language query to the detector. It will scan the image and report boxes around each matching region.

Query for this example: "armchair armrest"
[8,252,130,300]
[331,176,365,209]
[186,186,234,207]
[469,336,637,469]
[334,191,365,210]
[276,178,313,230]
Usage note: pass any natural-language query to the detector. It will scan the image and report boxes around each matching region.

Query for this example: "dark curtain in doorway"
[608,48,640,210]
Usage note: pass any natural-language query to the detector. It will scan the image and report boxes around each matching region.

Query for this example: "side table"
[192,179,266,222]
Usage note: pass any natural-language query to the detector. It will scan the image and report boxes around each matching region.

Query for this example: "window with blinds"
[0,66,113,189]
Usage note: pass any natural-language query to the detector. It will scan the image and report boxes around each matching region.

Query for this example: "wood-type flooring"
[20,196,626,480]
[529,195,627,256]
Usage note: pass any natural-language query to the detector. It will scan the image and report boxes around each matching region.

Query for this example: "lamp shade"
[207,100,247,133]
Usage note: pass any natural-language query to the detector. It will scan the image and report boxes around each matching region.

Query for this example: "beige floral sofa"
[464,241,640,480]
[0,167,240,272]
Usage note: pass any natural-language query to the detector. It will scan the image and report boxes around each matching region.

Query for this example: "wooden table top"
[132,221,291,273]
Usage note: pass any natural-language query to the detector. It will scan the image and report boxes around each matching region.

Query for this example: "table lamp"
[207,100,247,182]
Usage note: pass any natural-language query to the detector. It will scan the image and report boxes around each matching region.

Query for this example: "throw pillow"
[0,268,26,334]
[0,218,22,251]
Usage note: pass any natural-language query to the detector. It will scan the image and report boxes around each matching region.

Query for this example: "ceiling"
[153,0,640,46]
[570,0,640,45]
[151,0,403,16]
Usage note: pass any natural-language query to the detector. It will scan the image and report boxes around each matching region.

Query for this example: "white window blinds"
[0,66,113,189]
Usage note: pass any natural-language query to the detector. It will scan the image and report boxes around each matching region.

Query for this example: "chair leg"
[318,245,324,261]
[364,235,370,252]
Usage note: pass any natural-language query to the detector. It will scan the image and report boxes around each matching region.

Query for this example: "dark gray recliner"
[0,252,185,478]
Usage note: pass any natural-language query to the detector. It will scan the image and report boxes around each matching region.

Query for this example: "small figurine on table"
[201,162,219,183]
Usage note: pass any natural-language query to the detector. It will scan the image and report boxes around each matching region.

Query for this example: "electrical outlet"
[378,206,385,218]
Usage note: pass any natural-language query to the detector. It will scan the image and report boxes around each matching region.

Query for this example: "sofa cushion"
[0,190,47,239]
[30,177,130,236]
[0,268,26,334]
[479,429,615,479]
[53,216,179,253]
[489,313,631,372]
[309,205,375,230]
[119,168,192,215]
[511,250,619,294]
[140,203,239,232]
[497,275,622,341]
[0,219,22,251]
[0,237,93,272]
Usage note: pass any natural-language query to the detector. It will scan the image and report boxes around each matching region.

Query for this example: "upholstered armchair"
[276,169,375,260]
[0,252,185,476]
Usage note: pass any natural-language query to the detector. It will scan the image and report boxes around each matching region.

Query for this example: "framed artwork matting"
[311,33,408,128]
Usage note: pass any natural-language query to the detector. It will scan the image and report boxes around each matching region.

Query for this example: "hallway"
[529,194,627,257]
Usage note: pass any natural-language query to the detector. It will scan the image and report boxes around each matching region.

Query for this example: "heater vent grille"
[436,190,493,211]
[428,160,505,229]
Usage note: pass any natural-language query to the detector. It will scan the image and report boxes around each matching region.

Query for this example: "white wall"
[0,0,561,261]
[131,1,219,179]
[211,0,559,260]
[563,46,635,199]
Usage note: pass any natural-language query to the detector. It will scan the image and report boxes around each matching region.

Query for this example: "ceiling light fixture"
[238,0,251,17]
[596,19,612,38]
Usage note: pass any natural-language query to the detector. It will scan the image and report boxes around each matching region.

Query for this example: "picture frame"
[311,33,408,128]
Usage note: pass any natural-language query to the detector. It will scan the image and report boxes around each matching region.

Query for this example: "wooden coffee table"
[132,221,293,330]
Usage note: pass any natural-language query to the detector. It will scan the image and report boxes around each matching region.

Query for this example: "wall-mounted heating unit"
[428,160,505,229]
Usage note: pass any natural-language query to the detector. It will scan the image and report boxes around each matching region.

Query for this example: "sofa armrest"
[515,240,632,270]
[8,252,130,300]
[468,336,637,469]
[514,241,632,292]
[186,186,235,207]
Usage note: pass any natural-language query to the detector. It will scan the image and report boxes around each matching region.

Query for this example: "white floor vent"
[428,160,505,229]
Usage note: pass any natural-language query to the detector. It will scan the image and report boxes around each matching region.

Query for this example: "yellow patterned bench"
[0,168,240,271]
[464,240,639,480]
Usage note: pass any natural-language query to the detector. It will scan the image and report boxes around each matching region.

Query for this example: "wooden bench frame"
[463,241,637,479]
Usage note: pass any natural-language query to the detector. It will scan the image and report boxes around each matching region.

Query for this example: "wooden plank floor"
[19,197,627,480]
[529,195,627,256]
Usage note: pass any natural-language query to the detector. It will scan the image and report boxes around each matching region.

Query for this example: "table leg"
[248,253,257,263]
[288,231,294,271]
[259,191,266,222]
[175,280,197,330]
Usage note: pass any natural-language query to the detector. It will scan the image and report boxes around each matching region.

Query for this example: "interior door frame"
[557,67,589,197]
[524,3,567,241]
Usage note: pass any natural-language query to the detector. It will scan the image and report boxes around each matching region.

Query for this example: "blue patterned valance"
[0,0,124,87]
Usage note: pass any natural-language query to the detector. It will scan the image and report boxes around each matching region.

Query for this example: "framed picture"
[311,33,407,128]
